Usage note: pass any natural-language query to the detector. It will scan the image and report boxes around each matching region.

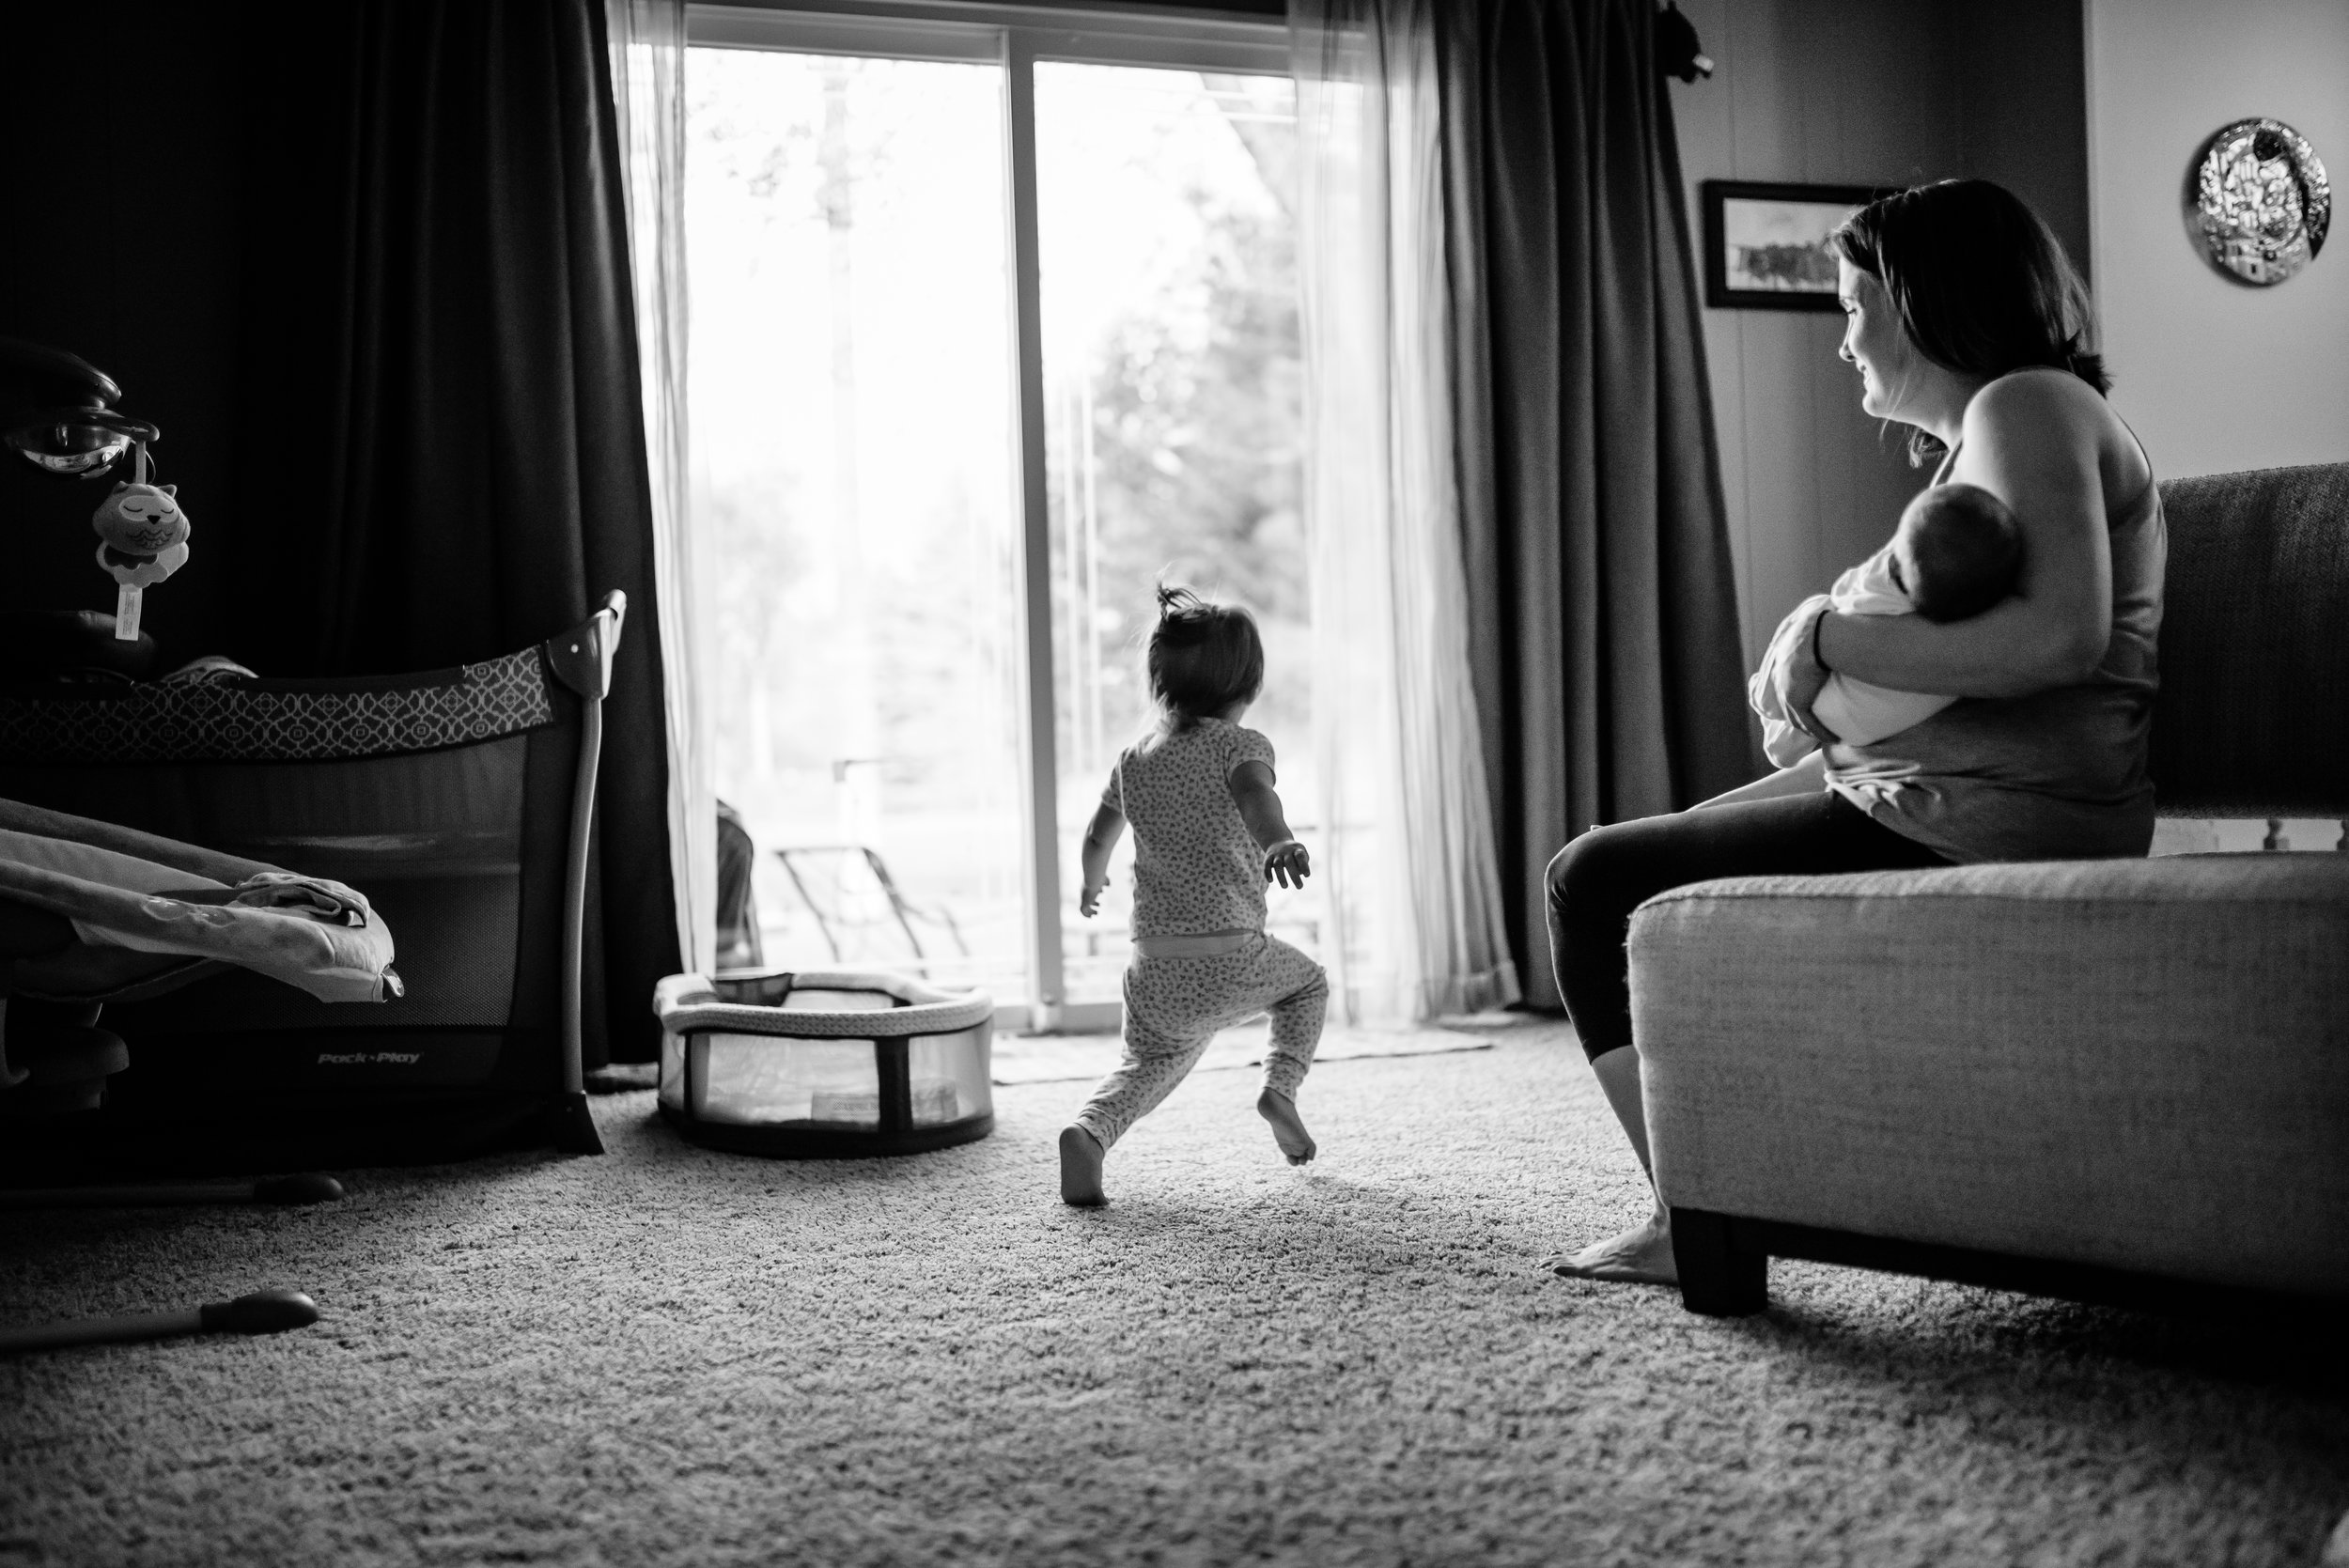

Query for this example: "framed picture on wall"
[1701,181,1889,310]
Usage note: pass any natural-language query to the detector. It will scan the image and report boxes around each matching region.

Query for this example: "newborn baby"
[1752,481,2022,767]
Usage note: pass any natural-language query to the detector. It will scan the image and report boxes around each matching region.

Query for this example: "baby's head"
[1147,584,1264,727]
[1893,482,2022,622]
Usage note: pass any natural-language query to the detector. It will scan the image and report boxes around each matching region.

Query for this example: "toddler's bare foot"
[1059,1126,1107,1207]
[1256,1089,1316,1166]
[1543,1210,1677,1285]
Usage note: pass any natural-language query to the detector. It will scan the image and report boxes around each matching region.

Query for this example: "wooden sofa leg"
[1672,1207,1766,1315]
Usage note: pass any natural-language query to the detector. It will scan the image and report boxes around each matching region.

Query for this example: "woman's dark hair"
[1832,179,2107,465]
[1146,584,1263,730]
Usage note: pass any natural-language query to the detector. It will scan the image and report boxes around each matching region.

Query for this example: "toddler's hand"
[1079,881,1105,918]
[1264,840,1311,889]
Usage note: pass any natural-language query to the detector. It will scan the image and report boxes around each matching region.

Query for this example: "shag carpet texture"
[3,1020,2345,1567]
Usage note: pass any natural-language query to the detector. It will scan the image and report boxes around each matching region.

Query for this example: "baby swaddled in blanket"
[1751,482,2023,763]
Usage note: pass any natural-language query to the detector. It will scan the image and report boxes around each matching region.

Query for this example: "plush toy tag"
[116,584,145,642]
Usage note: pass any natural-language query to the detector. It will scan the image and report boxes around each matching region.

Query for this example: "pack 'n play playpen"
[0,593,626,1173]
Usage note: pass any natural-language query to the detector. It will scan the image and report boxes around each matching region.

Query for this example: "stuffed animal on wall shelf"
[90,480,192,642]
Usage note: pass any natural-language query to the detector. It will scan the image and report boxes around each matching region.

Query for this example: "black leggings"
[1545,790,1952,1063]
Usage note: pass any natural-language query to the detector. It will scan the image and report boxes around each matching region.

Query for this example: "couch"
[1632,461,2349,1316]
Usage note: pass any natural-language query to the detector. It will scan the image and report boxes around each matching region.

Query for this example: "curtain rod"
[687,0,1285,41]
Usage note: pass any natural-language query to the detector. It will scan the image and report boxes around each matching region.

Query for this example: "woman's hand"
[1768,596,1837,740]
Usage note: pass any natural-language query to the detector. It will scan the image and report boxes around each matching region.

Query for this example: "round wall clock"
[2186,118,2330,286]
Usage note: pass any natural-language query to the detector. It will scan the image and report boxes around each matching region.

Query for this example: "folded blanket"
[0,801,397,1004]
[1749,591,1834,764]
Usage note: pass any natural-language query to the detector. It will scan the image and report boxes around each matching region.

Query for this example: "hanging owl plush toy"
[89,448,191,642]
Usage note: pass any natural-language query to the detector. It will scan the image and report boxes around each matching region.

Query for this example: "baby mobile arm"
[0,340,177,648]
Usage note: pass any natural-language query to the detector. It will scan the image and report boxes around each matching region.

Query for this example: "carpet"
[3,1025,2345,1568]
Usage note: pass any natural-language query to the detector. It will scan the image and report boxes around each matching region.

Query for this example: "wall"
[2087,0,2349,478]
[2,0,2112,687]
[1668,0,2090,672]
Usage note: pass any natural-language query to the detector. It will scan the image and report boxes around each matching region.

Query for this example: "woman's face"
[1837,259,1916,421]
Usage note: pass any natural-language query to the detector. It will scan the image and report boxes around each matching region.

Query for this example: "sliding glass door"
[686,45,1026,999]
[686,5,1305,1030]
[1034,63,1312,1006]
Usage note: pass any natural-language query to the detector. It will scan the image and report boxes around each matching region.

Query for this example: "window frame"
[685,0,1292,1032]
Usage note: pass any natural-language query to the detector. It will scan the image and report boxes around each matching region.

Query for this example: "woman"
[1544,179,2163,1284]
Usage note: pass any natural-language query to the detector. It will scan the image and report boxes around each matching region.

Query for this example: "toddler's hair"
[1900,482,2022,622]
[1146,584,1264,729]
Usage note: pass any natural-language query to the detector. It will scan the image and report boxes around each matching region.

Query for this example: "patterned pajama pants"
[1073,933,1329,1151]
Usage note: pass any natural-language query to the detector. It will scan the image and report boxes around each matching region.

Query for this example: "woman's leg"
[1550,1046,1673,1280]
[1543,791,1949,1281]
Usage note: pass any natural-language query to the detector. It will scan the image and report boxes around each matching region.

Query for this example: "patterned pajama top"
[1103,719,1276,938]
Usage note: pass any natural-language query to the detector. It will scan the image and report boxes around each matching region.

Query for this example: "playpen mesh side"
[81,738,532,1032]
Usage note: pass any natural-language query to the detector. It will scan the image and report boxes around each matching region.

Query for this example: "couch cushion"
[1630,853,2349,1296]
[2153,461,2349,815]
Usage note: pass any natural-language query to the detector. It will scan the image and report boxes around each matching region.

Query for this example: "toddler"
[1058,586,1328,1207]
[1752,481,2023,764]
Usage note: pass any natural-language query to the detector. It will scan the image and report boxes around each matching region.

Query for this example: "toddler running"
[1058,586,1328,1207]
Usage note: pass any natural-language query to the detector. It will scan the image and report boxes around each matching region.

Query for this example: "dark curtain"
[1439,0,1750,1009]
[234,0,678,1063]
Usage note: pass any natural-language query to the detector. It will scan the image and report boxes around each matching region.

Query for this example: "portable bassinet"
[653,969,993,1157]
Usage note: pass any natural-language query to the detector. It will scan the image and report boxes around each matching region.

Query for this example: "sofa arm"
[1629,853,2349,1296]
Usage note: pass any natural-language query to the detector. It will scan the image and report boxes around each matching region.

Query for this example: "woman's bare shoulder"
[1962,369,2144,496]
[1966,365,2109,429]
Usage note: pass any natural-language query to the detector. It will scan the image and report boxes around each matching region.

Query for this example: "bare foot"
[1058,1126,1107,1207]
[1543,1210,1677,1286]
[1256,1089,1316,1166]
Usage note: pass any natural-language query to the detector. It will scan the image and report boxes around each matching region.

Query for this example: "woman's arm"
[1688,751,1825,810]
[1814,373,2116,700]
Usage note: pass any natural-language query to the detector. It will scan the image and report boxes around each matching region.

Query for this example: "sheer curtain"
[605,0,714,977]
[1292,0,1521,1024]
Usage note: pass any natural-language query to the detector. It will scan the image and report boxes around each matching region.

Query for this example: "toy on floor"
[89,447,191,643]
[0,1174,343,1210]
[0,1288,319,1354]
[653,968,993,1157]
